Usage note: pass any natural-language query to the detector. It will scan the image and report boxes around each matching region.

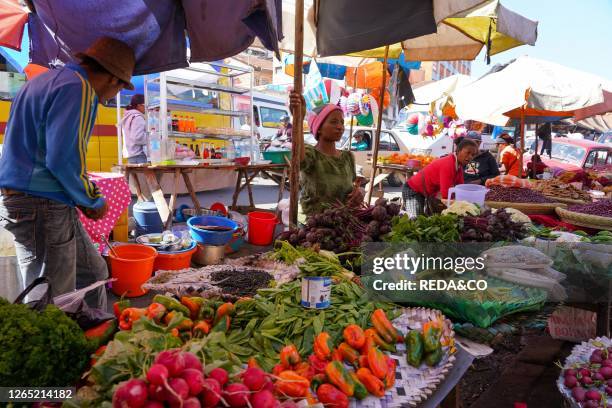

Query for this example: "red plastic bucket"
[154,245,197,272]
[248,211,277,246]
[109,244,157,297]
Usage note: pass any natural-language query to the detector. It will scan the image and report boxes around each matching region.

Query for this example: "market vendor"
[121,94,148,164]
[403,139,479,217]
[459,131,500,185]
[289,92,364,216]
[496,133,521,177]
[0,37,136,309]
[526,153,549,179]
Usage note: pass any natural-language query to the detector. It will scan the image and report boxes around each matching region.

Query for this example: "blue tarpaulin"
[28,0,282,76]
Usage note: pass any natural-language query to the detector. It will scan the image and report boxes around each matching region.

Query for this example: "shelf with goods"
[143,62,256,162]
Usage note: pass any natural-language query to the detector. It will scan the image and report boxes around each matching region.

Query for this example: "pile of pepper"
[114,295,235,341]
[262,309,402,407]
[405,321,444,368]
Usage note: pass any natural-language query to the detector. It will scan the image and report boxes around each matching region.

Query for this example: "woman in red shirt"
[403,139,479,217]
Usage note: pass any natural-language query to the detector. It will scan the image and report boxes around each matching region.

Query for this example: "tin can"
[300,276,332,309]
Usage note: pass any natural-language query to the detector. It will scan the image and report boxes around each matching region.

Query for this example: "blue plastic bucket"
[133,201,163,236]
[187,215,238,246]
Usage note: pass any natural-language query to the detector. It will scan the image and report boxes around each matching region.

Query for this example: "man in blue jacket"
[0,37,136,309]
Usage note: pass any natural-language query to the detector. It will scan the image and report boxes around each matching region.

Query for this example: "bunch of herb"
[384,214,460,243]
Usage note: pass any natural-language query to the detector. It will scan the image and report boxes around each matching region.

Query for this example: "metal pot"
[193,244,226,265]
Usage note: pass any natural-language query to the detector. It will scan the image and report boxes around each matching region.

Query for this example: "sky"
[470,0,612,79]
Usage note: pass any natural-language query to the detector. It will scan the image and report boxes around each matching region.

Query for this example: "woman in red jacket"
[403,139,479,217]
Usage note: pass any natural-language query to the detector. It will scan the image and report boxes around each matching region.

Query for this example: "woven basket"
[555,207,612,231]
[543,195,590,205]
[485,201,567,215]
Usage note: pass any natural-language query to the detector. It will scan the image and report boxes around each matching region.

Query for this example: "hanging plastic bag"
[303,61,329,110]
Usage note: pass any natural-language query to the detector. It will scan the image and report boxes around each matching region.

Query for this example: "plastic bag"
[483,245,553,269]
[486,267,567,302]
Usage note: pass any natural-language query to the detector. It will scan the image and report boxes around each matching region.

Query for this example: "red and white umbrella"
[0,0,28,50]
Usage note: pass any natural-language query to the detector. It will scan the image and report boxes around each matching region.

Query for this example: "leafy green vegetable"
[0,302,91,387]
[384,214,460,243]
[272,240,357,278]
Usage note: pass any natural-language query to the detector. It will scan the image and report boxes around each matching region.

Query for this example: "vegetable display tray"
[362,307,457,408]
[485,201,567,215]
[556,337,612,408]
[556,207,612,231]
[543,196,590,206]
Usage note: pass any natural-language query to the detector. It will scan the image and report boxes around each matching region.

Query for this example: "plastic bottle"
[194,144,200,157]
[234,140,242,159]
[226,140,236,160]
[253,140,261,163]
[202,143,210,159]
[149,131,162,164]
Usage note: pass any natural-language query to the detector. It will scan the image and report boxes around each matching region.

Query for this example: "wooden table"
[121,163,288,229]
[371,163,420,194]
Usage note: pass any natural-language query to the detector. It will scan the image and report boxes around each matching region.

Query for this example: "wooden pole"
[366,45,390,204]
[519,107,525,178]
[289,0,304,227]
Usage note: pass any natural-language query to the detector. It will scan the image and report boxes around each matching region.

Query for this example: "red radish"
[262,380,274,393]
[183,397,202,408]
[166,377,190,406]
[606,386,612,396]
[183,352,204,372]
[586,390,602,401]
[208,368,229,386]
[583,401,600,408]
[607,379,612,387]
[600,367,612,379]
[250,389,277,408]
[113,379,148,408]
[581,376,594,386]
[602,359,612,367]
[579,368,591,378]
[147,364,170,386]
[155,349,186,377]
[564,376,578,388]
[572,386,587,402]
[181,368,205,396]
[593,372,605,382]
[148,384,166,402]
[590,354,603,364]
[242,367,267,391]
[223,383,250,407]
[144,402,164,408]
[201,378,222,408]
[565,369,578,378]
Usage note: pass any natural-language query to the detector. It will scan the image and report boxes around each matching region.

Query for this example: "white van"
[235,91,291,141]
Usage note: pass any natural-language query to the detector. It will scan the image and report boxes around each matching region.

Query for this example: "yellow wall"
[0,100,231,172]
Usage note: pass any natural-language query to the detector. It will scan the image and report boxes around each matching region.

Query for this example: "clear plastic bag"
[486,267,567,302]
[483,245,553,269]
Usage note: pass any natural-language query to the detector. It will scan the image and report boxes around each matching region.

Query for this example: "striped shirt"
[0,63,104,208]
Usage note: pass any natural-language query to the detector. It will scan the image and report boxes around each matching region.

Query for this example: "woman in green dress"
[289,92,364,216]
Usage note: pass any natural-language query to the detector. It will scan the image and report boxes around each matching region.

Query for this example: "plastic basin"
[109,244,157,297]
[262,150,291,164]
[446,184,489,207]
[248,211,278,246]
[154,241,197,272]
[187,215,238,246]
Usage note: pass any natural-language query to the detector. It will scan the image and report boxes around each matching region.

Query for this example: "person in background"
[526,153,548,179]
[403,139,479,218]
[0,37,136,309]
[538,122,552,158]
[459,131,500,185]
[121,94,148,164]
[351,131,369,151]
[276,115,293,143]
[496,133,521,177]
[288,92,364,217]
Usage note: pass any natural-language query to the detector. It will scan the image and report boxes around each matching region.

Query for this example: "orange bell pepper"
[316,384,349,408]
[294,361,315,381]
[248,357,261,369]
[356,368,385,397]
[338,342,360,366]
[384,356,396,389]
[192,320,211,337]
[364,328,396,353]
[325,361,355,397]
[146,302,166,322]
[371,309,396,344]
[308,354,328,374]
[119,307,146,331]
[357,355,369,369]
[342,324,366,349]
[275,371,310,398]
[180,296,203,320]
[279,344,301,368]
[213,302,235,326]
[314,332,333,361]
[367,346,387,379]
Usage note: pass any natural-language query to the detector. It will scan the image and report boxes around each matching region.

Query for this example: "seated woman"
[289,92,363,217]
[496,133,521,177]
[459,132,500,185]
[351,131,369,151]
[402,139,479,218]
[526,153,548,178]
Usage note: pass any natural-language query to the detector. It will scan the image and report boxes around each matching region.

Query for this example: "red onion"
[568,199,612,217]
[485,186,554,203]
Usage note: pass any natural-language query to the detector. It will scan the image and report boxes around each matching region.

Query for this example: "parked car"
[597,132,612,145]
[524,138,611,174]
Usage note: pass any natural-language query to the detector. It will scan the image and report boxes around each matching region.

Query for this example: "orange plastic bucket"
[109,244,157,297]
[154,244,197,272]
[248,211,277,246]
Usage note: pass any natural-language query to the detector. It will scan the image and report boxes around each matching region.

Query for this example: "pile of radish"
[560,346,612,408]
[112,349,300,408]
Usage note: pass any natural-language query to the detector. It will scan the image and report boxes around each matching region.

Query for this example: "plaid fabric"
[402,183,425,218]
[485,175,532,189]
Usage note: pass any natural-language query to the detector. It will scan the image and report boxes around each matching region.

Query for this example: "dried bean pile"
[486,185,554,203]
[568,199,612,218]
[210,269,273,297]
